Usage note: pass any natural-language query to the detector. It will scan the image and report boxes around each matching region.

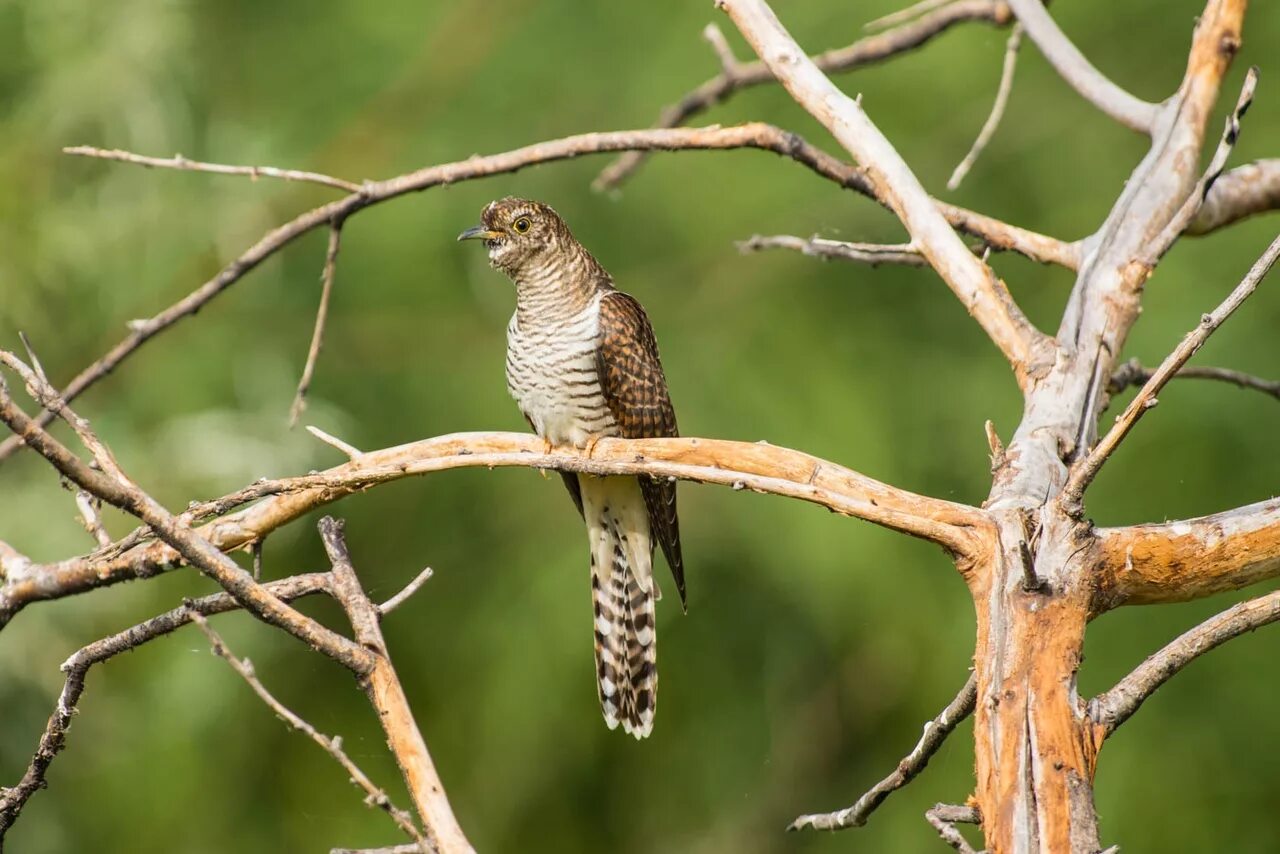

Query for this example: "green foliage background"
[1,1,1278,851]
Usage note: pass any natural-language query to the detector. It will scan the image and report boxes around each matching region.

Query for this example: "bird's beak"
[458,225,502,242]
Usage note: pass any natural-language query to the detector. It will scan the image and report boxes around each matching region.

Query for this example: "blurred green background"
[1,1,1277,851]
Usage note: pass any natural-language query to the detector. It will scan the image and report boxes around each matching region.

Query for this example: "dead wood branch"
[925,804,982,853]
[1089,588,1280,736]
[192,612,429,850]
[291,222,344,426]
[320,517,472,854]
[1108,358,1280,402]
[737,234,926,266]
[1188,159,1280,235]
[1063,230,1280,510]
[948,24,1023,191]
[63,145,364,192]
[1096,497,1280,608]
[790,673,977,831]
[1006,0,1159,132]
[0,432,993,622]
[597,0,1012,189]
[720,0,1051,386]
[0,574,331,838]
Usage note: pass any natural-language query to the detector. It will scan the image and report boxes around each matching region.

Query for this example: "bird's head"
[458,197,571,277]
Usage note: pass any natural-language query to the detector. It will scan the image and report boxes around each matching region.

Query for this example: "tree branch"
[0,356,374,671]
[1096,497,1280,609]
[1108,358,1280,403]
[1188,159,1280,235]
[1062,230,1280,511]
[192,612,429,851]
[0,574,331,839]
[320,517,473,854]
[720,0,1051,387]
[925,804,982,853]
[948,24,1023,191]
[1005,0,1159,132]
[63,145,365,193]
[290,222,344,426]
[789,673,977,831]
[0,432,992,622]
[1089,587,1280,736]
[737,234,926,266]
[595,0,1013,189]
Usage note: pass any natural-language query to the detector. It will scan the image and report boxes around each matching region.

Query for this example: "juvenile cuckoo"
[460,198,684,738]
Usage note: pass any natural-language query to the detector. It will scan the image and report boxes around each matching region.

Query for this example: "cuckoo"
[460,198,685,739]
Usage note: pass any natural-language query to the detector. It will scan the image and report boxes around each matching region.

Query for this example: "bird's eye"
[512,217,531,234]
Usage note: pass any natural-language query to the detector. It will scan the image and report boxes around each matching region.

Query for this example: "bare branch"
[1090,588,1280,736]
[790,673,977,831]
[1188,159,1280,235]
[1006,0,1159,132]
[1146,66,1258,262]
[74,490,112,548]
[291,223,344,426]
[925,804,982,853]
[192,612,428,850]
[934,202,1081,269]
[1063,231,1280,510]
[865,0,955,32]
[379,567,435,616]
[63,145,364,193]
[0,432,993,622]
[720,0,1050,386]
[596,0,1012,189]
[320,518,473,854]
[948,25,1023,191]
[1109,358,1280,403]
[307,424,365,459]
[1096,497,1280,608]
[0,356,374,671]
[0,574,330,838]
[737,234,925,266]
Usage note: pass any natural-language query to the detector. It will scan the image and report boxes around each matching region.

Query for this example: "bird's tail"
[582,477,657,739]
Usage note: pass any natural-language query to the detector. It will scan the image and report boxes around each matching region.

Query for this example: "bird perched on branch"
[460,197,685,738]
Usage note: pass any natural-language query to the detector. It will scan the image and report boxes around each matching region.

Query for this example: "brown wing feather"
[596,290,686,609]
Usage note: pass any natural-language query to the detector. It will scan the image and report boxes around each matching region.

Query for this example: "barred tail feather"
[582,476,658,739]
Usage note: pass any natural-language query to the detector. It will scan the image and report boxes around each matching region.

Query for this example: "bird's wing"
[596,290,685,609]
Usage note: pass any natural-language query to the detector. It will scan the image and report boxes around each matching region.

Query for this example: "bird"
[459,197,684,739]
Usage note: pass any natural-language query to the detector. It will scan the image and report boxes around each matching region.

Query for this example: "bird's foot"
[583,436,602,459]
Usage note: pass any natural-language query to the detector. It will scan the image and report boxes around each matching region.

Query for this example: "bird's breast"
[506,295,617,448]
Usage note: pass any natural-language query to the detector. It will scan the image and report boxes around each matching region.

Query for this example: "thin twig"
[925,804,982,853]
[1188,158,1280,235]
[1108,357,1280,402]
[379,567,435,616]
[948,25,1023,191]
[320,518,473,854]
[0,574,331,838]
[1146,66,1258,262]
[1090,587,1280,736]
[1006,0,1158,132]
[291,223,344,426]
[0,353,374,672]
[63,146,364,193]
[597,0,1012,190]
[307,425,364,459]
[74,491,112,548]
[865,0,954,32]
[737,234,925,266]
[191,612,429,850]
[790,674,977,831]
[1062,230,1280,511]
[720,0,1051,387]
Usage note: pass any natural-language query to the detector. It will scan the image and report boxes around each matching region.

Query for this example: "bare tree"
[2,0,1278,851]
